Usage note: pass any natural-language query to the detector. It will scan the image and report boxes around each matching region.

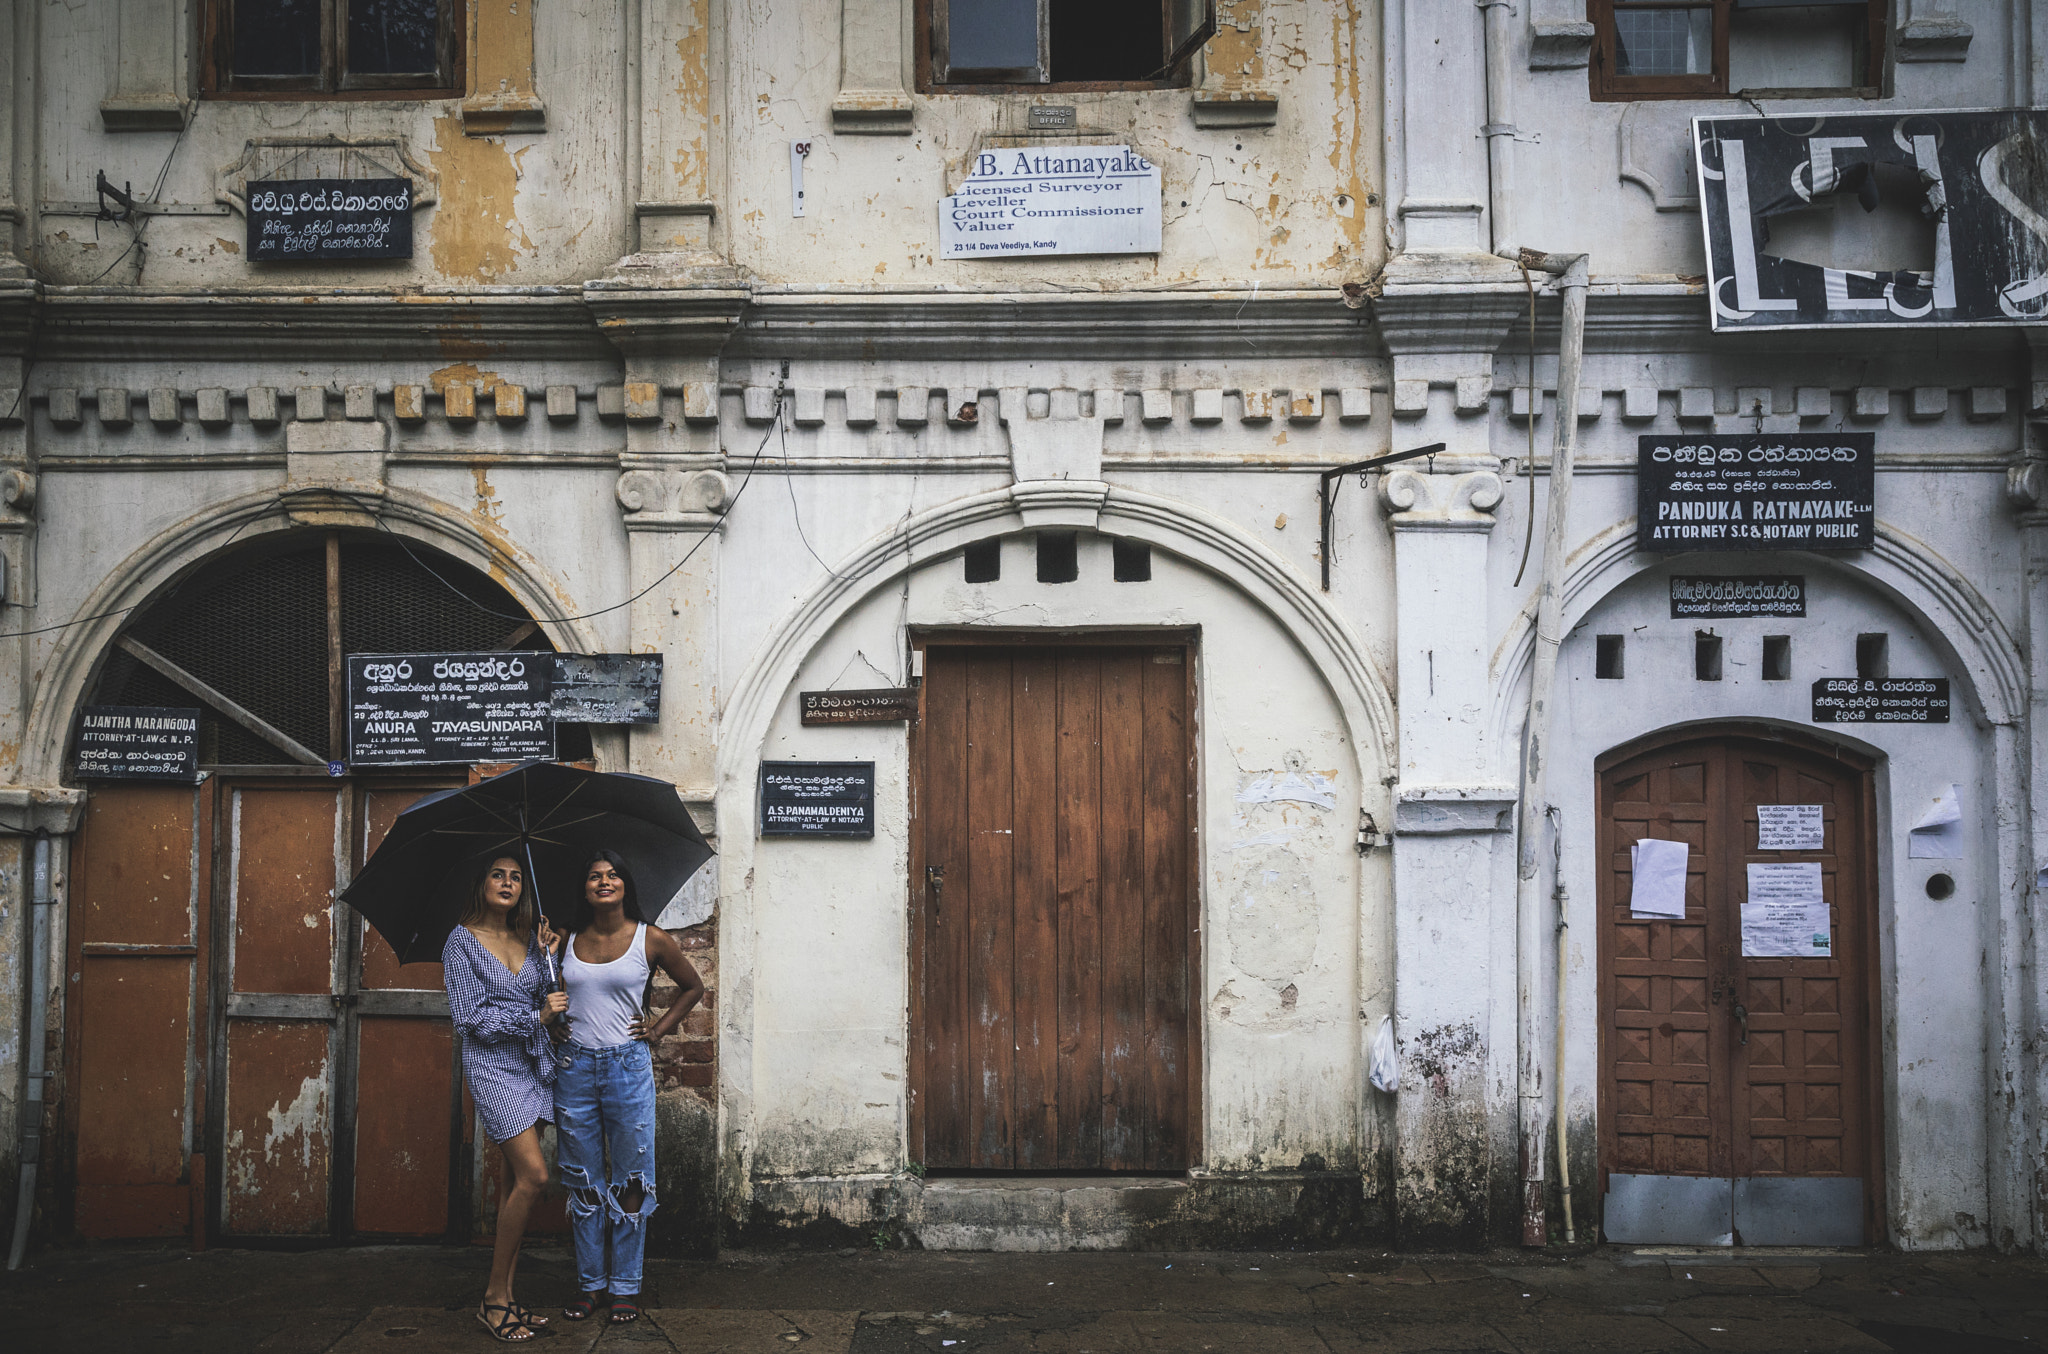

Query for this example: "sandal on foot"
[561,1293,602,1321]
[510,1304,549,1328]
[609,1297,641,1325]
[477,1303,535,1343]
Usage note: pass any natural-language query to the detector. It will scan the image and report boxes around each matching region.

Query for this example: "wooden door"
[65,783,213,1238]
[1597,733,1879,1240]
[912,641,1195,1172]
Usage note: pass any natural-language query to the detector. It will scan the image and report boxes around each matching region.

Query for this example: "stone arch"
[17,486,602,787]
[716,481,1397,799]
[1484,519,2027,761]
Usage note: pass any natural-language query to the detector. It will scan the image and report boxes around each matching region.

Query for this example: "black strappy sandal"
[509,1304,549,1328]
[562,1292,602,1321]
[477,1303,535,1342]
[609,1296,641,1325]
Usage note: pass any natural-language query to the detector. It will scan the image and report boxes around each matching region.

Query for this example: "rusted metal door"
[911,641,1195,1172]
[64,783,213,1238]
[1597,733,1880,1243]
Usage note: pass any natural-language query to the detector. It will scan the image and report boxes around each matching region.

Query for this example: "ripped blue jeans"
[553,1041,657,1296]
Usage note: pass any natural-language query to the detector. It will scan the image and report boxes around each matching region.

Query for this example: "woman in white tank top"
[553,849,706,1325]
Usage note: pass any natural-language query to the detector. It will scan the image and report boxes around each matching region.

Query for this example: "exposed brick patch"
[652,916,716,1094]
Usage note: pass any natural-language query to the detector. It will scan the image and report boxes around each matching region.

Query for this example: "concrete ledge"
[734,1170,1379,1252]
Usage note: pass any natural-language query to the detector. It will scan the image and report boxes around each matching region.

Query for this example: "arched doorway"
[1595,727,1882,1246]
[62,531,581,1244]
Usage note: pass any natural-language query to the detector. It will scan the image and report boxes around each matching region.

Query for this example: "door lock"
[926,865,945,918]
[1731,1000,1749,1046]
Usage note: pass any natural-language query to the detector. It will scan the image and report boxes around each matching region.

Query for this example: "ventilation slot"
[1595,635,1625,680]
[1856,632,1889,678]
[1036,532,1078,584]
[1762,635,1792,681]
[963,539,1001,584]
[1112,539,1151,582]
[1695,632,1724,682]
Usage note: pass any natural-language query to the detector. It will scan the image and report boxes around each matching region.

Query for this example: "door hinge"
[1356,810,1381,855]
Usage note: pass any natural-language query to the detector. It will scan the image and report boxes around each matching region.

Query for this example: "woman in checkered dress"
[442,856,568,1342]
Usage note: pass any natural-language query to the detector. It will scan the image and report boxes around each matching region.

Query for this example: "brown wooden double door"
[67,776,470,1242]
[1597,733,1880,1237]
[912,640,1196,1172]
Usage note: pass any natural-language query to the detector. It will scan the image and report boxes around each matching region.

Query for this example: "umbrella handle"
[523,836,566,994]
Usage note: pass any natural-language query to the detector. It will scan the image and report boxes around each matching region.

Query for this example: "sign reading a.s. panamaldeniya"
[758,761,875,838]
[1637,434,1873,552]
[940,146,1160,259]
[347,653,553,766]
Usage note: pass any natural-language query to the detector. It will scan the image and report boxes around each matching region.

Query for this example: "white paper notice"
[1907,783,1965,860]
[1756,804,1824,851]
[939,146,1162,259]
[1629,838,1690,919]
[1743,862,1832,957]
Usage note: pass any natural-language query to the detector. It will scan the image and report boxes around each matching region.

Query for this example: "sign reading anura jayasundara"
[939,146,1161,259]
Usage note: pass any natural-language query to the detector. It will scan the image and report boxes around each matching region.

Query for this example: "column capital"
[1380,467,1505,533]
[617,467,731,532]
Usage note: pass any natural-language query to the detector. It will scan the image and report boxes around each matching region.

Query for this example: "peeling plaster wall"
[737,531,1382,1181]
[33,2,627,287]
[727,0,1384,286]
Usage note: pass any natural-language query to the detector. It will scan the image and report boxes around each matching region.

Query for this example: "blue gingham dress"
[443,926,558,1144]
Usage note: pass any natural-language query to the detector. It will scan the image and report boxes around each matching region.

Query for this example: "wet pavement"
[2,1241,2045,1353]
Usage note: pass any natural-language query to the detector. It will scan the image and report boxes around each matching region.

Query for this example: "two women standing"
[442,852,705,1341]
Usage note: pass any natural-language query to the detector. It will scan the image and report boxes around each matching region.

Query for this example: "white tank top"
[563,923,649,1049]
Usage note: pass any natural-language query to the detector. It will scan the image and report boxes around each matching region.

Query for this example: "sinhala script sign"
[940,146,1161,259]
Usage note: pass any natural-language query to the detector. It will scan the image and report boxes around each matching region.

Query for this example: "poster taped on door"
[1744,862,1832,957]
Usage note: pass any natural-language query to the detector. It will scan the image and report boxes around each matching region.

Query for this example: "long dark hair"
[568,849,646,934]
[459,854,536,938]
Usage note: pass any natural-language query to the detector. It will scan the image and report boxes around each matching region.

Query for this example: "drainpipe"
[1479,0,1520,256]
[1507,250,1589,1248]
[8,833,53,1271]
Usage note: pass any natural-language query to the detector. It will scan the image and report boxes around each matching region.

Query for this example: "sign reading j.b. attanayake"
[940,146,1161,259]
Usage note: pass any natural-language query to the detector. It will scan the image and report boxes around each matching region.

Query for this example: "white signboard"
[1743,862,1832,958]
[940,146,1162,259]
[1756,804,1824,851]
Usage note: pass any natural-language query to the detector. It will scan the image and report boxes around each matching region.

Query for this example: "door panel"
[915,642,1194,1173]
[1598,734,1877,1244]
[221,1019,333,1235]
[68,784,206,1239]
[353,1017,453,1234]
[230,787,339,996]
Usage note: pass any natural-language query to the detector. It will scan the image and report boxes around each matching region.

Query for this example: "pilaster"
[2008,340,2048,1250]
[100,0,189,131]
[616,467,731,800]
[832,0,914,134]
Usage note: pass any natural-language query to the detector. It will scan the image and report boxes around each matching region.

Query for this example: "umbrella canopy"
[341,760,714,964]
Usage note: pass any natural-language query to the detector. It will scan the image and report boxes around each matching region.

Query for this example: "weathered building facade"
[0,0,2042,1259]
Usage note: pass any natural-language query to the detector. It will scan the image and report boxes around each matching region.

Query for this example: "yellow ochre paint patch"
[426,115,534,281]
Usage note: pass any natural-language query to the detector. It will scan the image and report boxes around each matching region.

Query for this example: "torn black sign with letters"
[1695,109,2048,331]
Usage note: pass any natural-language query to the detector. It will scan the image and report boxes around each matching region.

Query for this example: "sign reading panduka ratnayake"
[1637,435,1874,552]
[939,145,1161,259]
[74,706,201,781]
[347,653,554,766]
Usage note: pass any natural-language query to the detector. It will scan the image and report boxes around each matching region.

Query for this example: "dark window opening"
[1762,635,1792,681]
[1112,539,1152,582]
[206,0,460,97]
[928,0,1213,88]
[90,531,574,768]
[964,539,1002,584]
[1036,532,1079,584]
[1695,631,1724,681]
[1589,0,1884,101]
[1856,632,1888,678]
[1595,634,1626,680]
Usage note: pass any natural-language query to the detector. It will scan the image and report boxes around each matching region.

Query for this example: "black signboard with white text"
[1638,435,1873,553]
[74,706,201,781]
[552,654,663,724]
[247,178,414,261]
[1812,678,1951,724]
[347,654,553,766]
[1670,575,1807,619]
[758,761,876,838]
[1695,109,2048,330]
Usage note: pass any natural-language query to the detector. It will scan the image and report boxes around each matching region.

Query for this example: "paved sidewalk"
[3,1242,2045,1353]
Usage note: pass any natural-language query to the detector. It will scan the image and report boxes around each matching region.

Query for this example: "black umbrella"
[341,760,715,965]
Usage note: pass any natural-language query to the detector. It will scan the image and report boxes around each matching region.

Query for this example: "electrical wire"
[780,394,844,581]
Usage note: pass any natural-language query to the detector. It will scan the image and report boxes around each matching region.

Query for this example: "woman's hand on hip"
[538,990,570,1026]
[627,1016,660,1044]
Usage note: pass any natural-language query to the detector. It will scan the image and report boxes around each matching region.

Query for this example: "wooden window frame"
[916,0,1211,95]
[1589,0,1885,103]
[202,0,463,102]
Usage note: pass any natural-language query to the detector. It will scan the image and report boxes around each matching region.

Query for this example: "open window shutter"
[937,0,1047,83]
[1164,0,1216,70]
